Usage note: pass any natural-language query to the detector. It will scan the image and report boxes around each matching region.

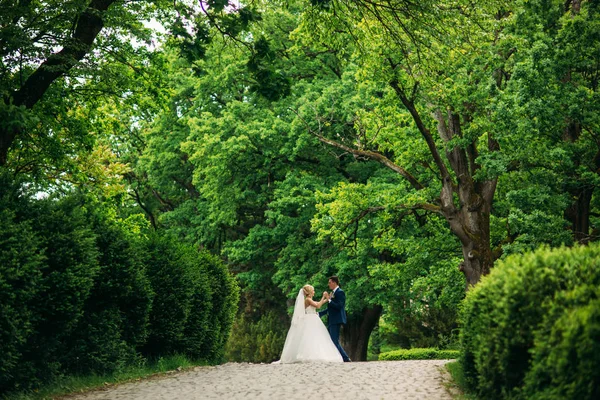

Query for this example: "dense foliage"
[524,285,600,399]
[225,311,287,363]
[460,243,600,399]
[0,174,238,393]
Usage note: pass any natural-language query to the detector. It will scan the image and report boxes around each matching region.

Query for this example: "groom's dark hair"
[329,276,340,286]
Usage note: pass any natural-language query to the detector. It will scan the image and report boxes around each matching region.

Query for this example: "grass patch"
[444,361,479,400]
[2,354,210,400]
[378,348,460,361]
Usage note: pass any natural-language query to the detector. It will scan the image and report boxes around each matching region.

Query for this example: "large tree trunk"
[340,305,382,361]
[456,215,494,286]
[394,85,500,287]
[565,187,593,244]
[563,125,598,244]
[433,109,498,287]
[449,181,495,286]
[0,126,18,166]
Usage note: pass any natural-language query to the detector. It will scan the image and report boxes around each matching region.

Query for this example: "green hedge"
[10,197,101,389]
[0,175,239,394]
[378,348,460,361]
[64,215,152,375]
[143,236,239,362]
[459,244,600,400]
[142,236,196,357]
[0,209,45,391]
[523,284,600,400]
[198,251,239,361]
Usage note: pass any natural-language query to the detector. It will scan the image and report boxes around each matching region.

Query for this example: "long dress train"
[279,296,343,363]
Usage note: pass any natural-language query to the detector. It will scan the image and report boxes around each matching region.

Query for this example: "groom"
[319,276,351,362]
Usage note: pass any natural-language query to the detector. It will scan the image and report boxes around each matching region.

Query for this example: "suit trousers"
[328,323,350,362]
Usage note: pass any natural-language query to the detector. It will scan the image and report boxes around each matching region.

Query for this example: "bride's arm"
[305,295,328,309]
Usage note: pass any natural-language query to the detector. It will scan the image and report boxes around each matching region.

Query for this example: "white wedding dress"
[278,289,343,363]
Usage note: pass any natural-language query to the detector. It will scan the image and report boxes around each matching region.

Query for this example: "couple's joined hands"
[322,291,330,300]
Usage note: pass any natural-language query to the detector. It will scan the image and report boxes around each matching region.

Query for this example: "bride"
[278,285,343,363]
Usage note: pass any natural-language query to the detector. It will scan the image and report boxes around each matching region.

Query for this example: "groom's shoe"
[344,358,351,362]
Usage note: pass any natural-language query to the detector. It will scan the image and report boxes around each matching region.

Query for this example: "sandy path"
[68,360,454,400]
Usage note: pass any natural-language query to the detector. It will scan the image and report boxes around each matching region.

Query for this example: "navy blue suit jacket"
[318,288,347,325]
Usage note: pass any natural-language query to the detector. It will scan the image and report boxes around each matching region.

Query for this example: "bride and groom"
[279,276,351,363]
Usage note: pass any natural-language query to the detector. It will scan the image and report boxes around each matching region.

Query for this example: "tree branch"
[171,174,200,198]
[1,0,116,165]
[12,0,116,109]
[340,203,442,249]
[388,79,459,216]
[291,107,426,190]
[389,79,451,180]
[129,188,157,230]
[315,132,425,190]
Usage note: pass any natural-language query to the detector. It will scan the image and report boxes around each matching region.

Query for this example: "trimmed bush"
[143,235,239,362]
[378,348,460,361]
[143,235,196,356]
[179,250,233,361]
[64,214,153,374]
[11,198,100,390]
[200,252,239,362]
[0,175,240,392]
[459,244,600,399]
[0,209,44,391]
[523,284,600,399]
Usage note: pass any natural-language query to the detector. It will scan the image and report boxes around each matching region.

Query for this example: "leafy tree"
[11,0,595,367]
[290,0,518,285]
[1,0,153,164]
[290,0,600,286]
[494,0,600,245]
[0,0,259,169]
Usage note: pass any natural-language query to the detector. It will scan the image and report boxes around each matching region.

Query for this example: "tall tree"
[502,0,600,244]
[125,1,471,359]
[292,0,515,285]
[296,0,600,285]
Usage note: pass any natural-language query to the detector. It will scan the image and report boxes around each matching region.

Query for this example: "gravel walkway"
[68,360,454,400]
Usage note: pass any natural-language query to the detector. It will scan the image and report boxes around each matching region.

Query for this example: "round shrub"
[523,284,600,400]
[459,244,600,399]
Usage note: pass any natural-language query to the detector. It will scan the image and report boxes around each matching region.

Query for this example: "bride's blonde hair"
[302,284,314,297]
